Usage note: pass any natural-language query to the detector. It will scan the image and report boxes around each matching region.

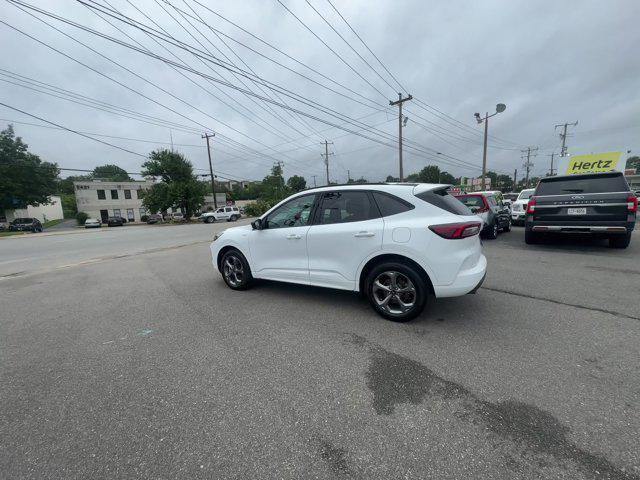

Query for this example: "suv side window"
[317,191,378,225]
[487,195,497,207]
[265,194,317,229]
[372,191,414,217]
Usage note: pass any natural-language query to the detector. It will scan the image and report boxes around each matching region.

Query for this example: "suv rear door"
[307,190,383,290]
[532,173,631,225]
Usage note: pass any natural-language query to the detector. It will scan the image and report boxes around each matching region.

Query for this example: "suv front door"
[307,190,383,290]
[248,193,317,284]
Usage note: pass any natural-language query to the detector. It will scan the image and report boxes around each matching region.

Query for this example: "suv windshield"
[536,174,629,195]
[517,190,534,200]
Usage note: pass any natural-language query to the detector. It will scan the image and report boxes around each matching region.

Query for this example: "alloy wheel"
[371,271,416,316]
[223,255,244,287]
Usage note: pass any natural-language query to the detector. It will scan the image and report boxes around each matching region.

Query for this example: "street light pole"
[474,103,506,188]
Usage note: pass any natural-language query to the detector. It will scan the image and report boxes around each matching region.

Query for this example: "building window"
[127,208,135,222]
[124,189,132,199]
[131,190,137,199]
[111,190,118,200]
[139,208,146,218]
[97,189,106,200]
[113,209,121,217]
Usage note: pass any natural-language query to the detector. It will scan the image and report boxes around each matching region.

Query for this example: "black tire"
[220,249,253,290]
[525,228,540,245]
[205,216,215,224]
[365,262,427,322]
[485,221,499,239]
[609,232,631,249]
[230,215,238,222]
[502,220,511,232]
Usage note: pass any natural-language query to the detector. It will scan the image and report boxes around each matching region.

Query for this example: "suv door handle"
[286,234,302,239]
[354,231,375,237]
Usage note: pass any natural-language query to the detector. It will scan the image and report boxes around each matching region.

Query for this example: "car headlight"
[213,232,224,241]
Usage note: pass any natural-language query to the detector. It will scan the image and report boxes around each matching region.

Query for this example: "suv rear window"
[416,189,472,215]
[536,174,629,195]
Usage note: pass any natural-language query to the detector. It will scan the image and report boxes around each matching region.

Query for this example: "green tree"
[439,171,456,184]
[92,164,133,181]
[141,149,205,218]
[386,175,399,182]
[262,163,286,202]
[0,125,59,211]
[626,156,640,173]
[496,174,514,192]
[417,165,441,183]
[287,175,307,192]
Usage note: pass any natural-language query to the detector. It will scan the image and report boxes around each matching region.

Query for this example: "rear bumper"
[433,254,487,298]
[526,219,635,234]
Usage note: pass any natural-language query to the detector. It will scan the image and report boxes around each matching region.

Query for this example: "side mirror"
[251,218,263,230]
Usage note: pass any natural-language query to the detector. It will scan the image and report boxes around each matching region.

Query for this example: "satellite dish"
[496,103,506,113]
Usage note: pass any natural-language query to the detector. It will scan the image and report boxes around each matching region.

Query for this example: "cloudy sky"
[0,0,638,185]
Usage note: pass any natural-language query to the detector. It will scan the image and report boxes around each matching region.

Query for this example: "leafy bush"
[244,200,271,217]
[76,211,89,225]
[141,215,149,222]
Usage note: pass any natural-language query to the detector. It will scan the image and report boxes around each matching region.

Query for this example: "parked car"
[503,192,519,203]
[200,206,241,223]
[171,212,186,222]
[146,214,164,224]
[510,188,535,225]
[84,218,101,228]
[453,192,510,238]
[210,184,487,322]
[107,216,124,227]
[525,172,637,248]
[9,217,43,232]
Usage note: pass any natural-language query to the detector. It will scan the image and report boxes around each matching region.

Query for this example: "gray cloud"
[0,0,638,184]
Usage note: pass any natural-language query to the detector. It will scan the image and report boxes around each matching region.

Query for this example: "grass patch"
[43,219,64,229]
[0,231,25,238]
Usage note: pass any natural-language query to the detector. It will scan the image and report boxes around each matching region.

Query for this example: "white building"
[74,180,155,223]
[0,195,64,223]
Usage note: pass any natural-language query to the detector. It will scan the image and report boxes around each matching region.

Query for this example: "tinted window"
[265,194,316,229]
[535,174,629,195]
[416,189,472,215]
[318,191,378,224]
[456,195,484,209]
[111,190,118,200]
[124,189,131,199]
[372,192,414,217]
[97,189,106,200]
[487,196,497,206]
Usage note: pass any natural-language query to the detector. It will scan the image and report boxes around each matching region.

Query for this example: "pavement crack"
[481,286,640,321]
[353,337,638,480]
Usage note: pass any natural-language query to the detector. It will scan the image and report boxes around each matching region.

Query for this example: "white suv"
[510,188,535,225]
[201,206,241,223]
[210,184,487,322]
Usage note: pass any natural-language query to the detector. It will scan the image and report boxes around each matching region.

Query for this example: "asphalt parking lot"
[1,224,639,479]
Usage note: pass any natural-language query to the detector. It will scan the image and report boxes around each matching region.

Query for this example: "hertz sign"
[564,152,622,175]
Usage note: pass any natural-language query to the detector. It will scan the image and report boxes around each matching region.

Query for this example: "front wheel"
[230,215,238,222]
[365,262,427,322]
[205,216,215,224]
[221,250,253,290]
[485,221,499,239]
[503,220,511,232]
[609,232,631,249]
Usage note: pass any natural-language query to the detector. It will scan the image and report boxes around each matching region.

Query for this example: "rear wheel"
[502,219,511,232]
[230,215,238,222]
[365,262,427,322]
[525,228,540,245]
[485,221,499,239]
[221,250,253,290]
[609,232,631,249]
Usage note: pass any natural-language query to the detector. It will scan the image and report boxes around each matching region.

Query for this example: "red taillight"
[526,196,536,214]
[628,195,638,213]
[429,222,482,239]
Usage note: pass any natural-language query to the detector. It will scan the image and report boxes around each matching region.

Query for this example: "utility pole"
[474,103,506,187]
[202,132,217,208]
[347,169,351,182]
[312,175,317,188]
[547,153,556,176]
[389,92,412,182]
[321,140,333,185]
[521,147,538,188]
[513,169,517,190]
[555,121,578,157]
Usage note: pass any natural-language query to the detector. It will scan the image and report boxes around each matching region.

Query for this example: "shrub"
[244,200,271,217]
[76,211,89,225]
[141,215,149,222]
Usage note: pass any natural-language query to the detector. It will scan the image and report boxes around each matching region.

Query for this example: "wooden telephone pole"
[202,132,217,208]
[321,140,333,185]
[389,93,412,181]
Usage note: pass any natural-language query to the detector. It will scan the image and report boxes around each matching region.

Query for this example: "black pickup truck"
[525,172,637,248]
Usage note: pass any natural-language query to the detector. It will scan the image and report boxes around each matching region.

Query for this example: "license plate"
[568,208,586,215]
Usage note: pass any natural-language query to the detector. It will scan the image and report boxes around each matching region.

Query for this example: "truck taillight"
[628,195,638,213]
[526,197,536,214]
[429,222,482,239]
